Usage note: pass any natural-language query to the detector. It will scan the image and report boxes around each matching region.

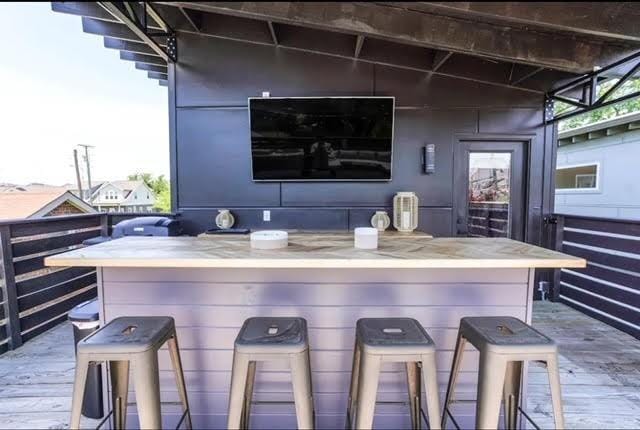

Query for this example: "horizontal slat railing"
[552,214,640,340]
[0,212,177,355]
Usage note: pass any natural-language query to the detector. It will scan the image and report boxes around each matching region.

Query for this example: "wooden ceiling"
[51,2,640,93]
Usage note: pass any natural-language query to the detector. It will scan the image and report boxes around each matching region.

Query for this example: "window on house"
[556,163,599,190]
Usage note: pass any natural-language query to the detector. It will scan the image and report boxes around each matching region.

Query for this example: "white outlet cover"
[262,91,270,97]
[263,210,271,221]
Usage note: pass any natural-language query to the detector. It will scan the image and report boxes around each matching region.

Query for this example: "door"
[455,140,526,240]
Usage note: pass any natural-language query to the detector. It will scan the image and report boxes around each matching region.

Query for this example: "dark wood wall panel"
[173,35,548,238]
[176,108,280,208]
[176,33,374,107]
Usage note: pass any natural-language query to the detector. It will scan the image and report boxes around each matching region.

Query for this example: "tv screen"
[249,97,394,181]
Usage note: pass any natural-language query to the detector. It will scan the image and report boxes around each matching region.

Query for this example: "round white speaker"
[250,230,289,249]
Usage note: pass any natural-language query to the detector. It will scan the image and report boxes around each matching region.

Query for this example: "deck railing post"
[0,224,23,349]
[100,213,110,237]
[551,215,565,302]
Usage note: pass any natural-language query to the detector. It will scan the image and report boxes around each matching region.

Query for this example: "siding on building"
[555,128,640,220]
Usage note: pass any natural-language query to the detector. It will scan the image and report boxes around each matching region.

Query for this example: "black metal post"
[0,225,22,349]
[551,215,565,302]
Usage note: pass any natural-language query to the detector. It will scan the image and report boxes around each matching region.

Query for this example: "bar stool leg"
[70,354,90,430]
[291,349,315,429]
[346,341,361,429]
[476,353,507,430]
[168,334,192,430]
[546,354,565,430]
[405,362,421,430]
[421,354,441,430]
[241,361,256,429]
[110,360,130,430]
[502,361,522,430]
[132,351,162,429]
[227,352,250,430]
[442,333,466,429]
[354,353,381,430]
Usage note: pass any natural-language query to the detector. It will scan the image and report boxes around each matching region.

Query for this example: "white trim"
[561,281,640,312]
[560,294,640,331]
[555,161,600,193]
[30,191,97,217]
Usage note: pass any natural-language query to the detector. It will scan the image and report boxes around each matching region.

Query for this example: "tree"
[557,78,640,132]
[127,173,171,212]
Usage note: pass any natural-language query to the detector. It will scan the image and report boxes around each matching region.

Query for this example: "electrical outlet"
[262,91,270,98]
[263,210,271,222]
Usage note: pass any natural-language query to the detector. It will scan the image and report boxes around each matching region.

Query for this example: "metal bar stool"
[346,318,441,430]
[227,317,314,430]
[442,316,564,430]
[70,316,191,430]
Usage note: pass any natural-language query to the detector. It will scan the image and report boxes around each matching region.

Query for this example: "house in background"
[81,180,156,213]
[0,187,96,220]
[555,112,640,220]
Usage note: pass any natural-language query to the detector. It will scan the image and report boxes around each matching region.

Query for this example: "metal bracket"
[98,2,177,63]
[544,50,640,123]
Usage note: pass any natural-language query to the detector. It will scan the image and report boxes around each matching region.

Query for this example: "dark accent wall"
[170,33,554,244]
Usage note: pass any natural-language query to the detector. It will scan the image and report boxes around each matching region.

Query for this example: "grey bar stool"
[442,316,564,430]
[70,316,191,430]
[346,318,441,430]
[227,317,314,430]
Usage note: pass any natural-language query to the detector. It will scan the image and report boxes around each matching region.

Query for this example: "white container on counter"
[354,227,378,249]
[250,230,288,249]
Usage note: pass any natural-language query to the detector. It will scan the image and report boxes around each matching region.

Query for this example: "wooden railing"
[0,212,176,355]
[468,202,509,237]
[550,214,640,340]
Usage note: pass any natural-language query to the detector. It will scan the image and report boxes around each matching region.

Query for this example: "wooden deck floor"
[0,302,638,429]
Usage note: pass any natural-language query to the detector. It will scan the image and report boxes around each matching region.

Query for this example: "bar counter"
[46,234,584,429]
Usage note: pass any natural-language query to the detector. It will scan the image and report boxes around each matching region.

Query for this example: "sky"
[0,2,169,186]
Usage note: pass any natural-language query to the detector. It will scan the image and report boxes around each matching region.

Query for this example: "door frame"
[454,134,533,241]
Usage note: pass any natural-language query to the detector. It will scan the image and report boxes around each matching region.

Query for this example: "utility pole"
[73,149,84,201]
[78,144,94,203]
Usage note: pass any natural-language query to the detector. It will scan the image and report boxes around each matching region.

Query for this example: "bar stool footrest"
[94,405,190,430]
[443,404,543,430]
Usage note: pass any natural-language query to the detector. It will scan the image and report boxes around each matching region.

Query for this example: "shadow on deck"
[0,302,638,429]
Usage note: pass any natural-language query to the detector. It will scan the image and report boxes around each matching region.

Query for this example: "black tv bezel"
[248,96,395,182]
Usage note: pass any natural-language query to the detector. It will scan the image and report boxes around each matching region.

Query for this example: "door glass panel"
[467,152,511,237]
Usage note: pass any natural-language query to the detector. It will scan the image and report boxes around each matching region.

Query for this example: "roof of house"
[0,190,96,220]
[89,180,147,199]
[558,111,640,147]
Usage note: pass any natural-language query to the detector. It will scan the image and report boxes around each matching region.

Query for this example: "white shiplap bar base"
[96,267,534,429]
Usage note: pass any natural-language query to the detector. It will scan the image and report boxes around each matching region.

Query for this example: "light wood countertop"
[45,233,585,269]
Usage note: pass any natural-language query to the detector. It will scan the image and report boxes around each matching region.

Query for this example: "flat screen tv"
[249,97,394,181]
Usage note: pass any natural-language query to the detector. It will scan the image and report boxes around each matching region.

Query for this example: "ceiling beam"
[148,71,168,80]
[135,63,168,74]
[178,5,202,32]
[104,37,163,56]
[402,2,640,43]
[159,80,168,87]
[267,21,279,45]
[82,17,156,44]
[510,65,545,86]
[97,2,173,62]
[52,1,162,29]
[162,1,636,73]
[432,50,452,72]
[120,51,167,66]
[354,35,365,59]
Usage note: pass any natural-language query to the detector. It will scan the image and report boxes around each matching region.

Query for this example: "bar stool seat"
[347,318,441,430]
[459,316,556,354]
[443,316,564,430]
[79,316,174,354]
[70,316,191,430]
[235,317,307,354]
[357,318,436,355]
[227,317,314,429]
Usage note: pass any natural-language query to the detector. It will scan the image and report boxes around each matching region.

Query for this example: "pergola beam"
[148,71,168,80]
[120,51,167,66]
[104,37,163,56]
[403,2,640,43]
[162,1,637,73]
[354,35,365,59]
[135,63,169,74]
[97,2,174,62]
